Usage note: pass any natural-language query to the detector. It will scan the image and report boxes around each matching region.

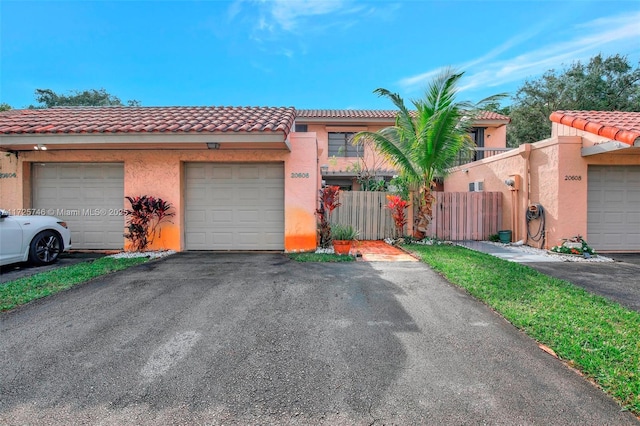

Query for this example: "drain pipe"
[519,144,532,244]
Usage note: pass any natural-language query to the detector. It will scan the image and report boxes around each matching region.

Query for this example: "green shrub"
[331,224,359,240]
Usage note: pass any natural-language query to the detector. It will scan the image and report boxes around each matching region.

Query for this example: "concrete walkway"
[458,240,561,263]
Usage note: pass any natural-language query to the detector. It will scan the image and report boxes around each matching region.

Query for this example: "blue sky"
[1,0,639,110]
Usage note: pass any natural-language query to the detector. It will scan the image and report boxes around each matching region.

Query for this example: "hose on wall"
[526,203,545,248]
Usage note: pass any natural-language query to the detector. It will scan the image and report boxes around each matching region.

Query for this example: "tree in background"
[29,88,141,108]
[0,103,11,111]
[353,69,504,236]
[505,54,640,146]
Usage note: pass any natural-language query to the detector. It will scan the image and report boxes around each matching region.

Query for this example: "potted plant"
[331,223,359,255]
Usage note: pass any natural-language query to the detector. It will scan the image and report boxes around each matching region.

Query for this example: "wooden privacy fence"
[332,190,502,241]
[426,192,502,241]
[331,191,396,240]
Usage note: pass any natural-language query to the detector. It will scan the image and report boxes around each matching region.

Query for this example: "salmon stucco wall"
[484,126,507,150]
[0,153,21,209]
[445,136,596,249]
[285,132,319,252]
[445,146,526,241]
[0,142,319,253]
[124,154,182,251]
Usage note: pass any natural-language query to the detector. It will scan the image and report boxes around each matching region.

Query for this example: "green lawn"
[0,256,149,312]
[288,252,356,262]
[407,244,640,416]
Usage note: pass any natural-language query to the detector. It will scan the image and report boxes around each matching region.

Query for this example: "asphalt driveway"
[527,254,640,312]
[1,253,637,425]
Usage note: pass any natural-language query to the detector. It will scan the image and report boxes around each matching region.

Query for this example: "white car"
[0,209,72,266]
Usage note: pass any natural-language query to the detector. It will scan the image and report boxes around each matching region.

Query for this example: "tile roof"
[0,106,296,136]
[298,109,510,121]
[0,106,510,138]
[297,110,400,119]
[550,110,640,145]
[476,111,511,121]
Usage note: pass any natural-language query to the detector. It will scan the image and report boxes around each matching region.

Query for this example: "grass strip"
[407,244,640,415]
[0,256,149,312]
[288,252,356,262]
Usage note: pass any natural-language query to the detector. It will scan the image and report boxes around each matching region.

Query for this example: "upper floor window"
[328,132,363,157]
[470,127,486,160]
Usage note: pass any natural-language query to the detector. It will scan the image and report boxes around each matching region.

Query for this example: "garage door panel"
[212,210,233,223]
[264,167,284,179]
[237,210,260,222]
[212,166,233,179]
[238,167,261,179]
[32,163,124,250]
[186,166,206,179]
[208,233,235,249]
[604,191,624,203]
[237,188,258,200]
[185,163,284,250]
[588,166,640,251]
[603,212,624,223]
[186,209,206,222]
[186,232,206,245]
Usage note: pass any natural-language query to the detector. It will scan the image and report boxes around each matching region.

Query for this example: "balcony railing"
[454,147,515,167]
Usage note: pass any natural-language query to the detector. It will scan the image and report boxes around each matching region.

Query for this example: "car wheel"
[29,230,63,265]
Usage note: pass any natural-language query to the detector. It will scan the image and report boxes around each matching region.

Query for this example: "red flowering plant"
[386,194,409,238]
[316,185,341,248]
[124,195,175,252]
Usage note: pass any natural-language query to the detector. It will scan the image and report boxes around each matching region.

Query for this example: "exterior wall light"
[33,144,47,150]
[207,143,220,149]
[320,164,329,175]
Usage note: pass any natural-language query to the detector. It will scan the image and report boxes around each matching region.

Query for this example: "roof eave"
[0,131,291,151]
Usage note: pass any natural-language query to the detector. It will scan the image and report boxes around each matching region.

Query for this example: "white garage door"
[185,163,284,250]
[587,165,640,251]
[32,163,125,249]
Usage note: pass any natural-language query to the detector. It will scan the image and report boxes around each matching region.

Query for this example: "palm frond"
[374,88,416,136]
[352,130,418,178]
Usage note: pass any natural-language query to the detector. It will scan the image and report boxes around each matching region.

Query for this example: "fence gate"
[426,192,502,241]
[331,191,396,240]
[333,190,502,241]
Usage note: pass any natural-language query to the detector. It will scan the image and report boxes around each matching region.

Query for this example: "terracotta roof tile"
[297,109,510,121]
[550,110,640,145]
[476,111,511,121]
[0,106,296,137]
[297,109,400,119]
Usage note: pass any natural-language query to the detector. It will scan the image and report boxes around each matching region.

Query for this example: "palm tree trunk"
[414,185,435,236]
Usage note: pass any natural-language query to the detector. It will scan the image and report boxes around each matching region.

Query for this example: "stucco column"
[284,133,319,252]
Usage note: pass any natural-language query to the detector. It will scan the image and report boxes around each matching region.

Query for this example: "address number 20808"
[291,172,310,178]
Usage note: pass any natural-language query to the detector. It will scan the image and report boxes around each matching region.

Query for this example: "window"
[294,124,308,132]
[470,127,485,160]
[328,132,362,157]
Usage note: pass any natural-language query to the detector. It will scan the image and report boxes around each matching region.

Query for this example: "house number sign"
[291,172,310,178]
[0,173,17,179]
[564,175,582,181]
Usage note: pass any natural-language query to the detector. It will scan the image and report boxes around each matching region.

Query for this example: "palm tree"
[353,68,505,236]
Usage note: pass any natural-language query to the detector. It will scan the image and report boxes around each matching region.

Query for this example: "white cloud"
[268,0,350,32]
[399,10,640,96]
